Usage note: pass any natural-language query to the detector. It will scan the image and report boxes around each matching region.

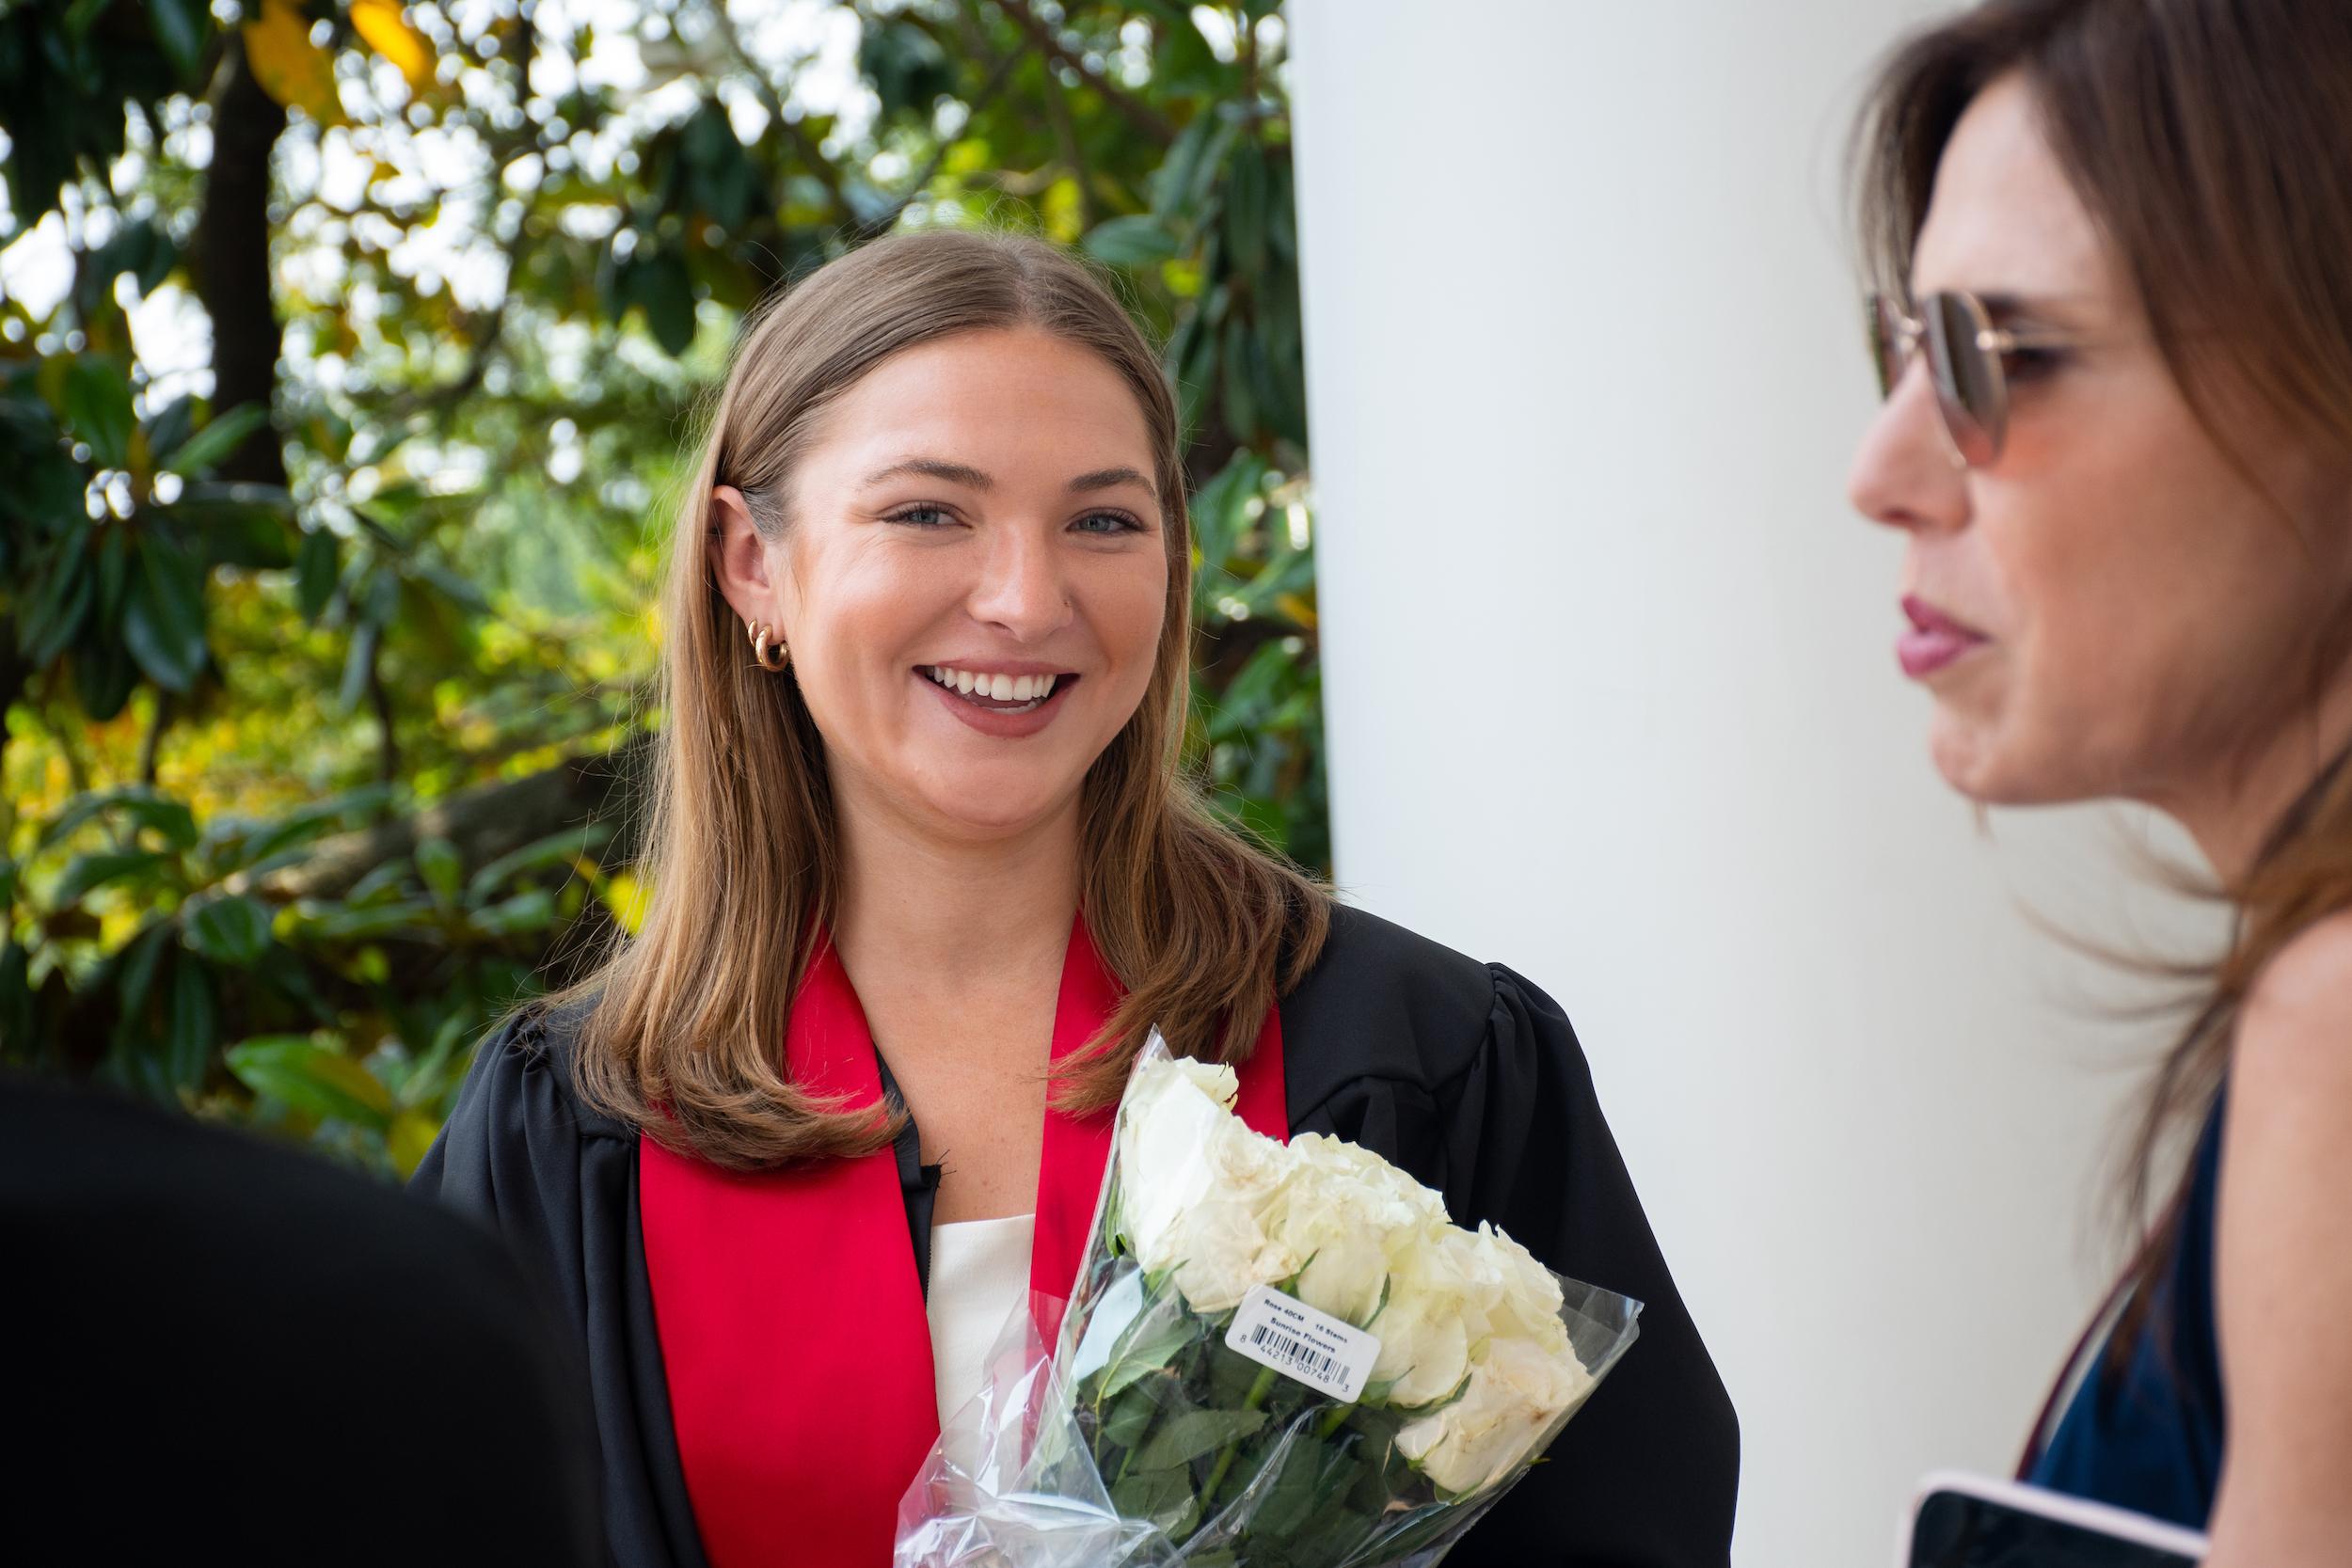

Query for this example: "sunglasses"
[1867,291,2071,467]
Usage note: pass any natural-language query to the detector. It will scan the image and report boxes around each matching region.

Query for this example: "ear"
[707,485,786,629]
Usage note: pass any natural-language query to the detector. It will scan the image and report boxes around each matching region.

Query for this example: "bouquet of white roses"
[895,1037,1644,1568]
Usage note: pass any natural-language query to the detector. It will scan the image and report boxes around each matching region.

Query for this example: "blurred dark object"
[0,1071,603,1565]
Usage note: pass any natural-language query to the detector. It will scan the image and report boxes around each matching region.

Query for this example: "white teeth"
[926,666,1063,703]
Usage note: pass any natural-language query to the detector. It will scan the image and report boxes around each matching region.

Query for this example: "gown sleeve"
[1297,963,1740,1567]
[412,1007,709,1568]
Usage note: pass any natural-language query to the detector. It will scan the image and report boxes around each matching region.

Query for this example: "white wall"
[1285,4,2224,1563]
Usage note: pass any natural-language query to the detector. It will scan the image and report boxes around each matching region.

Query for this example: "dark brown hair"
[1851,0,2352,1342]
[554,230,1327,1169]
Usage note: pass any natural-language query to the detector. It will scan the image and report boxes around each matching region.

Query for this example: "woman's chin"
[1928,713,2085,808]
[913,780,1084,844]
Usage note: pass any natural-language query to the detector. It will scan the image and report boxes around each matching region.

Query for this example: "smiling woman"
[414,230,1738,1568]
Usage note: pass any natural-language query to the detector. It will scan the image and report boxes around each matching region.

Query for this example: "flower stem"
[1200,1366,1280,1509]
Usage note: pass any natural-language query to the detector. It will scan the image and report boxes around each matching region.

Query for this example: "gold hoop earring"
[748,620,789,673]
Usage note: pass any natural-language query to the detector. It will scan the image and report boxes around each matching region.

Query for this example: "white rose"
[1368,1227,1485,1406]
[1159,1194,1297,1313]
[1259,1135,1454,1326]
[1113,1056,1243,1265]
[1115,1056,1298,1312]
[1470,1224,1570,1353]
[1394,1335,1597,1496]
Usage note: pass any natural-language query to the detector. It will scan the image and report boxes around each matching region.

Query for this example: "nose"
[1847,358,1970,537]
[967,522,1075,642]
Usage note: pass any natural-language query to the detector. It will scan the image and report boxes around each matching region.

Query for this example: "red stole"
[638,918,1287,1568]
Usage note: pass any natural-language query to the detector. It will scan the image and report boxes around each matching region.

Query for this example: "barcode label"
[1225,1284,1380,1402]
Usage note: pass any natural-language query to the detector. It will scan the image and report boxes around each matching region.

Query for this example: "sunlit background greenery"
[0,0,1322,1175]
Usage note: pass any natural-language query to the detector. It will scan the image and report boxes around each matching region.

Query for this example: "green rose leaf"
[1132,1407,1267,1472]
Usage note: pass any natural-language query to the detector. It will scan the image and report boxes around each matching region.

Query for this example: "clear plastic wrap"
[896,1036,1644,1568]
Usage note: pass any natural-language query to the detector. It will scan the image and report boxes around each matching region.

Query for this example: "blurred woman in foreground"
[1848,1,2352,1556]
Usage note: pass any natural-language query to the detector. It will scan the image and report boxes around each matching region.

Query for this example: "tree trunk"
[191,35,287,488]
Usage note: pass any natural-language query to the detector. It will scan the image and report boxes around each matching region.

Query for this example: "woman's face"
[712,327,1169,845]
[1846,72,2350,812]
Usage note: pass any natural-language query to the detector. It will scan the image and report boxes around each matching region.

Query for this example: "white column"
[1286,4,2222,1563]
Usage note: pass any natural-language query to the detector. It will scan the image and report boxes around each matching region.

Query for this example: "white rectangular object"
[1225,1284,1380,1404]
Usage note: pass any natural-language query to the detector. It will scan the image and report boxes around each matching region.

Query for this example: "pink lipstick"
[1898,594,1989,679]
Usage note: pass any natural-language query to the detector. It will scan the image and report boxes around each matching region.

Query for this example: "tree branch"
[190,34,288,488]
[250,731,655,904]
[850,36,1029,243]
[705,0,852,224]
[989,0,1176,147]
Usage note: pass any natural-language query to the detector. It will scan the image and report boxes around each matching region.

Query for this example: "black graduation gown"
[413,903,1740,1566]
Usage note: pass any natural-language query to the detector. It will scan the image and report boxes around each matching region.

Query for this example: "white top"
[924,1212,1036,1434]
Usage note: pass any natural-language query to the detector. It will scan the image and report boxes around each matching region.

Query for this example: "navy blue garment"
[2027,1098,2227,1530]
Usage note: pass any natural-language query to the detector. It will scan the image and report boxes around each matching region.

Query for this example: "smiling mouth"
[920,664,1079,714]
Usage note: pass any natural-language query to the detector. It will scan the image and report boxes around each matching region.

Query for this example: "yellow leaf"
[350,0,435,96]
[242,0,342,123]
[1274,592,1318,630]
[599,870,650,937]
[389,1107,439,1179]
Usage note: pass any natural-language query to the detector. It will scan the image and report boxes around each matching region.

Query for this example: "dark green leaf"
[337,618,379,712]
[38,786,198,851]
[122,531,208,690]
[1084,215,1180,268]
[52,849,168,906]
[72,631,138,720]
[1223,141,1268,276]
[281,898,436,942]
[1133,1407,1266,1471]
[144,394,195,462]
[21,535,94,668]
[860,20,954,117]
[63,356,135,467]
[635,251,696,356]
[1108,1465,1199,1537]
[463,823,607,907]
[149,0,211,82]
[63,0,115,39]
[1099,1299,1205,1400]
[294,526,341,621]
[161,403,270,477]
[469,888,555,937]
[183,892,273,966]
[414,836,463,910]
[164,958,216,1095]
[226,1035,394,1128]
[114,918,174,1022]
[186,504,296,570]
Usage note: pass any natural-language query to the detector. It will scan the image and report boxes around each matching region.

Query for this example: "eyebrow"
[1906,287,2090,327]
[860,458,1158,499]
[1067,465,1157,499]
[862,458,993,490]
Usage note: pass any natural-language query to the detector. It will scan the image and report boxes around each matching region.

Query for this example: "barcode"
[1249,1322,1339,1381]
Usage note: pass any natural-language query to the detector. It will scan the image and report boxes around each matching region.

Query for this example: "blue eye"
[889,505,954,529]
[1073,511,1144,535]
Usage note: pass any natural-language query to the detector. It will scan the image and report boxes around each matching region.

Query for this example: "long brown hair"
[1851,0,2352,1339]
[553,230,1327,1169]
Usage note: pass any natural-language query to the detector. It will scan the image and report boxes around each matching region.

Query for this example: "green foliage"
[1,0,1324,1174]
